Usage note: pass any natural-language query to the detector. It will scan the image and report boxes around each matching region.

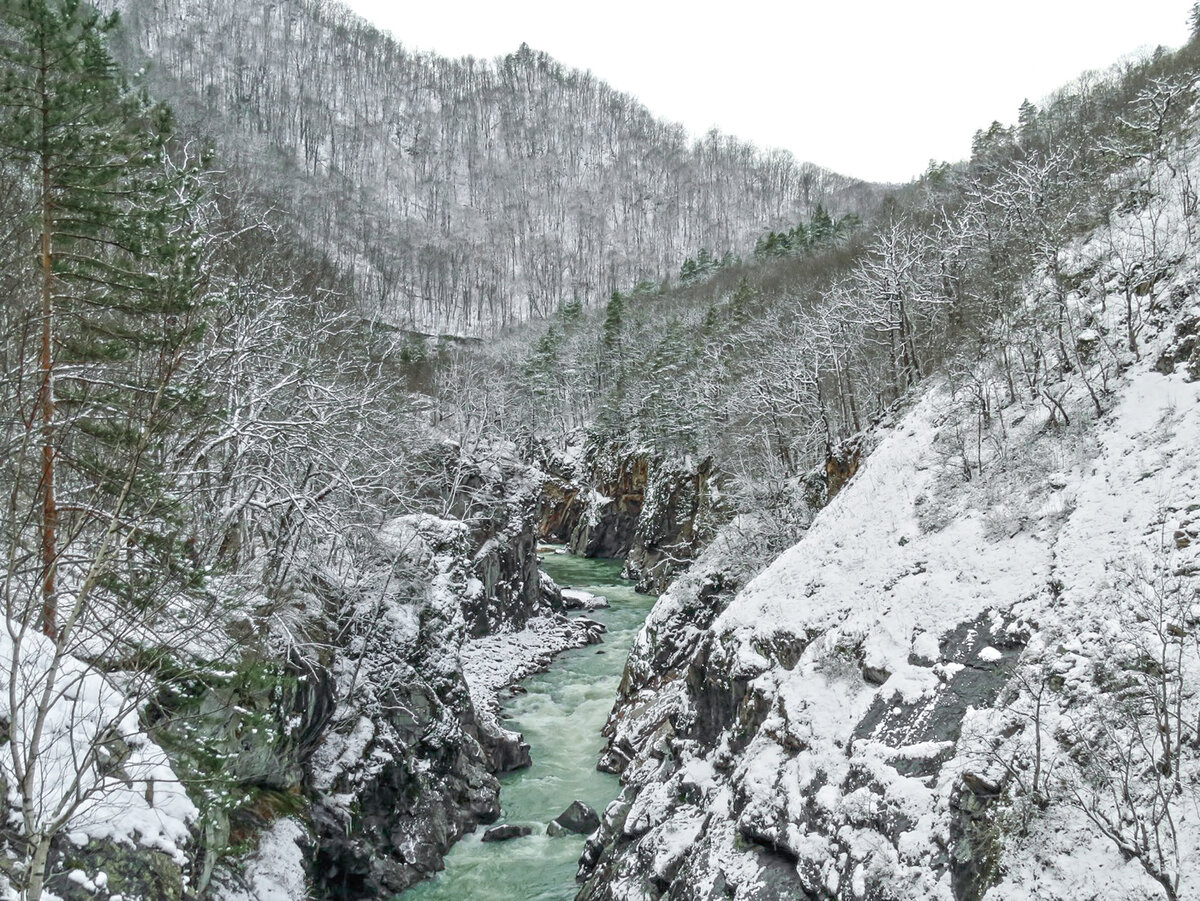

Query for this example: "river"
[400,550,654,901]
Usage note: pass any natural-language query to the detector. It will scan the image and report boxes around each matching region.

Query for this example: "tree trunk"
[25,832,52,901]
[38,43,57,640]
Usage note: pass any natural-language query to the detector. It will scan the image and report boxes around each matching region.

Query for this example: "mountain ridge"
[108,0,878,336]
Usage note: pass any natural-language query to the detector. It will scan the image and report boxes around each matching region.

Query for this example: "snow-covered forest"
[0,1,1198,900]
[107,0,876,334]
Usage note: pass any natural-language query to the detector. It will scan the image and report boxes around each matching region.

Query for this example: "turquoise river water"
[400,551,654,901]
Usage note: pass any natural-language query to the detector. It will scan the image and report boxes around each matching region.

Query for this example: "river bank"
[400,551,654,901]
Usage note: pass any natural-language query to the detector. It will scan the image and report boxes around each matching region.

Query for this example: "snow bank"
[461,614,600,737]
[0,625,196,861]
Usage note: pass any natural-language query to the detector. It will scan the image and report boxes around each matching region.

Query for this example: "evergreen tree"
[523,325,560,399]
[593,290,626,429]
[602,290,625,352]
[0,0,207,638]
[810,203,834,243]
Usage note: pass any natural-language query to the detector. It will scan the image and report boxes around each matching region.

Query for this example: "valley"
[0,2,1197,900]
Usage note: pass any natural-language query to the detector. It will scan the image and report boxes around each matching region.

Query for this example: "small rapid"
[400,551,655,901]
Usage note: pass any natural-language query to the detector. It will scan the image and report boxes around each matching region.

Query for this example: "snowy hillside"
[578,130,1200,900]
[4,3,1200,900]
[581,358,1200,901]
[108,0,875,335]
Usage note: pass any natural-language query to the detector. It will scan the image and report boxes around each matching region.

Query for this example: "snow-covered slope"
[578,161,1200,899]
[0,629,198,901]
[580,356,1200,900]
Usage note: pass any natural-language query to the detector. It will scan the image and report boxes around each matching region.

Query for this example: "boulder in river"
[577,618,606,645]
[561,588,610,610]
[481,824,532,842]
[547,800,600,836]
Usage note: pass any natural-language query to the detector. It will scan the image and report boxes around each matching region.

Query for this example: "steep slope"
[580,350,1200,901]
[577,117,1200,900]
[108,0,876,334]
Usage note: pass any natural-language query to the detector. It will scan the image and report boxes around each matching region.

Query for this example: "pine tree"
[0,0,207,638]
[0,7,211,895]
[602,290,624,352]
[592,289,626,430]
[810,203,834,244]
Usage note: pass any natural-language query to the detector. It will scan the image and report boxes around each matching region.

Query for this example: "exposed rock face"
[573,401,996,900]
[596,564,739,776]
[568,450,650,560]
[948,774,1006,901]
[430,445,547,638]
[1154,299,1200,380]
[623,456,716,594]
[540,449,585,545]
[304,460,555,898]
[823,438,862,500]
[578,589,1029,900]
[537,440,719,593]
[129,448,574,900]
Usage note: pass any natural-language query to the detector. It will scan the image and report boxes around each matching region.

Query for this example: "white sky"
[339,0,1193,184]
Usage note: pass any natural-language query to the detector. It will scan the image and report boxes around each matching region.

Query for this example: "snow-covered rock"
[580,358,1200,900]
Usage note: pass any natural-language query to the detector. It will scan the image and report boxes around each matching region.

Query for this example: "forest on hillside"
[108,0,877,334]
[428,34,1200,561]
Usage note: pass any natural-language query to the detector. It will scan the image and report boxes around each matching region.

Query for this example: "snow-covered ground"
[220,818,309,901]
[582,136,1200,900]
[462,611,603,740]
[0,625,197,899]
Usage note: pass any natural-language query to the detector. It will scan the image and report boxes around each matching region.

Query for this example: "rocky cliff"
[538,441,719,594]
[576,322,1200,901]
[47,448,592,901]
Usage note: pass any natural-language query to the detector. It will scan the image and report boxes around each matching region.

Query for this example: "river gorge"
[402,552,653,901]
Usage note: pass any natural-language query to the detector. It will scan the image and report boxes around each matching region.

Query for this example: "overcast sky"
[339,0,1193,184]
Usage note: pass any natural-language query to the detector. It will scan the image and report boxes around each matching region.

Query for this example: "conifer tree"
[810,203,834,243]
[0,0,206,633]
[0,5,210,895]
[601,289,625,353]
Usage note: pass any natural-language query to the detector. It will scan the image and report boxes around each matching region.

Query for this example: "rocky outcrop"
[823,438,862,501]
[574,392,1036,901]
[302,457,559,898]
[548,800,601,835]
[537,440,720,594]
[578,595,1028,901]
[1153,293,1200,380]
[622,456,716,594]
[577,347,1200,901]
[482,824,532,842]
[145,650,335,895]
[566,449,650,560]
[540,450,585,545]
[422,444,547,638]
[121,447,579,901]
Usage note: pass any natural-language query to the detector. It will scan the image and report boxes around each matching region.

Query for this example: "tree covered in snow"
[0,1,213,895]
[0,4,455,895]
[102,0,877,335]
